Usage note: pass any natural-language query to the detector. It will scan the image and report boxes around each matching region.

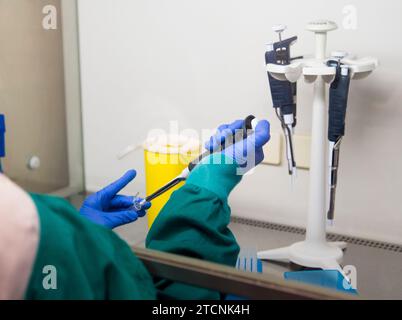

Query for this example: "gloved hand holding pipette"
[79,170,151,229]
[133,115,270,211]
[80,116,270,228]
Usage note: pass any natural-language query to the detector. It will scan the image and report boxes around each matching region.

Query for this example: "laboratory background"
[1,0,402,300]
[80,0,401,243]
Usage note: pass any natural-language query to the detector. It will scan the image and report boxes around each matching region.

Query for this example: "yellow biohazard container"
[143,135,200,228]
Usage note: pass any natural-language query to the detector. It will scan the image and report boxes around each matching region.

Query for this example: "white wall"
[78,0,402,244]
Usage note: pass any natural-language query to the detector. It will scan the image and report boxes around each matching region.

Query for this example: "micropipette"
[265,25,298,179]
[133,115,258,210]
[326,59,351,223]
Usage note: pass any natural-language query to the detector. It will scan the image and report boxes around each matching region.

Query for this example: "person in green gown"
[0,119,270,300]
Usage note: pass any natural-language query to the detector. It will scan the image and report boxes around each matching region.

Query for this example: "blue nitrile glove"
[79,170,151,229]
[205,119,270,171]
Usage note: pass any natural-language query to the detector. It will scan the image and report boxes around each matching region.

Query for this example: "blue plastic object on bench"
[284,269,358,295]
[226,248,263,300]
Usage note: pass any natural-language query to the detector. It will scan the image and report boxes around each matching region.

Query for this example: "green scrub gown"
[25,154,241,299]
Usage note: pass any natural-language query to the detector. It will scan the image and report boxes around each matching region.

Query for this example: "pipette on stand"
[265,25,298,180]
[326,58,351,224]
[133,115,258,210]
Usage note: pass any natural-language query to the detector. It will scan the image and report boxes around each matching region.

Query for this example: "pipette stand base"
[257,241,348,278]
[258,20,377,277]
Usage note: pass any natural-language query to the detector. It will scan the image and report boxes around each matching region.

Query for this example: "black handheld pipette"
[327,59,351,222]
[265,25,299,178]
[134,115,257,210]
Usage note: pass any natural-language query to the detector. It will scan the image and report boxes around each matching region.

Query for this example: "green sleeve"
[25,194,156,300]
[146,154,242,300]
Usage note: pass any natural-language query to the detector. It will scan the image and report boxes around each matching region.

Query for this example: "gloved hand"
[205,119,270,171]
[79,170,151,229]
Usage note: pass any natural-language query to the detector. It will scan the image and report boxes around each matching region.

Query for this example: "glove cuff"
[186,154,242,202]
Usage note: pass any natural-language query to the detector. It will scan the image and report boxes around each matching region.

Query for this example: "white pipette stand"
[257,20,378,279]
